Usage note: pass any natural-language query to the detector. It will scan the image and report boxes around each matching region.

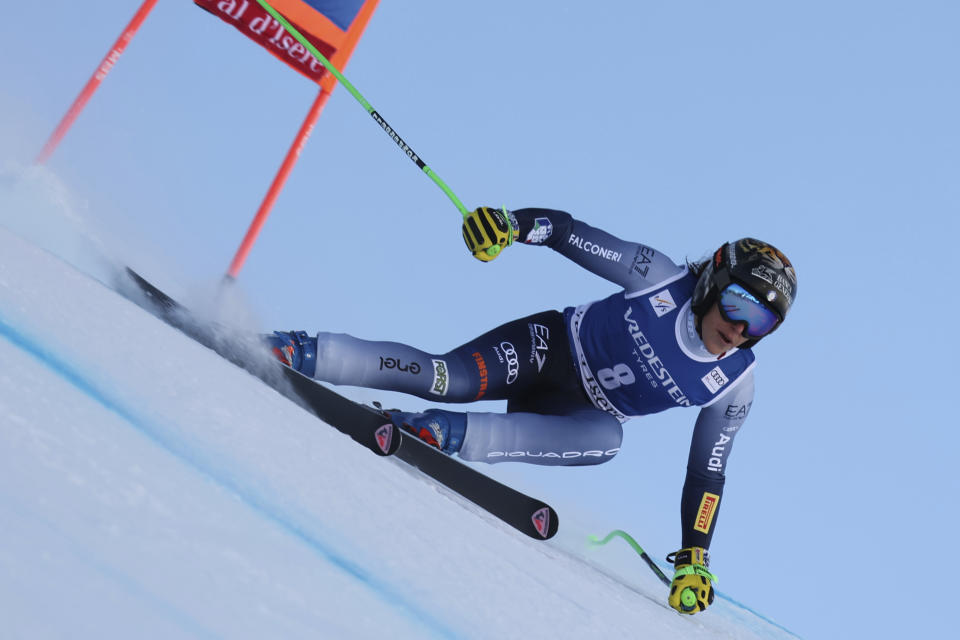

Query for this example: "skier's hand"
[462,207,516,262]
[667,547,716,615]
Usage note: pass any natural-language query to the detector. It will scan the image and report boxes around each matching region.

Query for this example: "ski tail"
[119,267,557,538]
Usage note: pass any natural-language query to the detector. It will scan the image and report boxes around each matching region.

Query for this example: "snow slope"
[0,220,799,639]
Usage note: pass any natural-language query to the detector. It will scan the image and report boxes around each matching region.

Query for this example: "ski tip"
[124,267,152,291]
[123,267,178,312]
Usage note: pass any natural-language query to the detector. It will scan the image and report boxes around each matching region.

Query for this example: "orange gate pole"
[224,0,380,280]
[36,0,160,164]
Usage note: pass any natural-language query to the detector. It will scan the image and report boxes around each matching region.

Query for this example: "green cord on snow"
[588,530,672,587]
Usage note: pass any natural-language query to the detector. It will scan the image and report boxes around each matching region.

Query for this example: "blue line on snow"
[0,492,223,640]
[0,315,458,639]
[715,590,803,639]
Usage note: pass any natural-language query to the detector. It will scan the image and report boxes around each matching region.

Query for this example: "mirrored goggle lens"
[718,283,780,338]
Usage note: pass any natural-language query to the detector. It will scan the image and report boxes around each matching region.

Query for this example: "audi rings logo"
[500,341,519,384]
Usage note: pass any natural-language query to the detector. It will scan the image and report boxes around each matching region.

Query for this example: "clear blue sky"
[2,2,958,638]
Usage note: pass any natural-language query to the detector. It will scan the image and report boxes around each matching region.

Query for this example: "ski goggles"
[718,283,781,338]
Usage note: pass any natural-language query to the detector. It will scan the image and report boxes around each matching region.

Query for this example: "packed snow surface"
[0,222,798,639]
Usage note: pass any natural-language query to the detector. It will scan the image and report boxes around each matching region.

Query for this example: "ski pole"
[253,0,470,219]
[588,529,671,587]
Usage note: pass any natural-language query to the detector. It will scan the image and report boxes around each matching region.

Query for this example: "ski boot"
[265,330,318,377]
[388,409,466,454]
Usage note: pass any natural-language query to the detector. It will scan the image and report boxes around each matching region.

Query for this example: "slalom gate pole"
[224,0,380,280]
[225,86,332,281]
[253,0,470,219]
[588,530,672,586]
[35,0,159,164]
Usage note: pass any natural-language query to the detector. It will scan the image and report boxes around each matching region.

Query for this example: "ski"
[120,268,400,456]
[391,419,558,540]
[118,268,559,540]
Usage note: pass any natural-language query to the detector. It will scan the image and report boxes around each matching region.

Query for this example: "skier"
[266,206,798,615]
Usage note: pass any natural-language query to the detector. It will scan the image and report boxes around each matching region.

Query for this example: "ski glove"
[462,207,516,262]
[667,547,716,615]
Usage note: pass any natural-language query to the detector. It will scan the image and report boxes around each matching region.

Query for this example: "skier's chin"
[703,329,737,355]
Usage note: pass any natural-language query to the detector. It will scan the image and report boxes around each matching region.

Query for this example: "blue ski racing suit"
[292,208,757,550]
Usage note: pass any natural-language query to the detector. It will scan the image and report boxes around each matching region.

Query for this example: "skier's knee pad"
[578,410,622,462]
